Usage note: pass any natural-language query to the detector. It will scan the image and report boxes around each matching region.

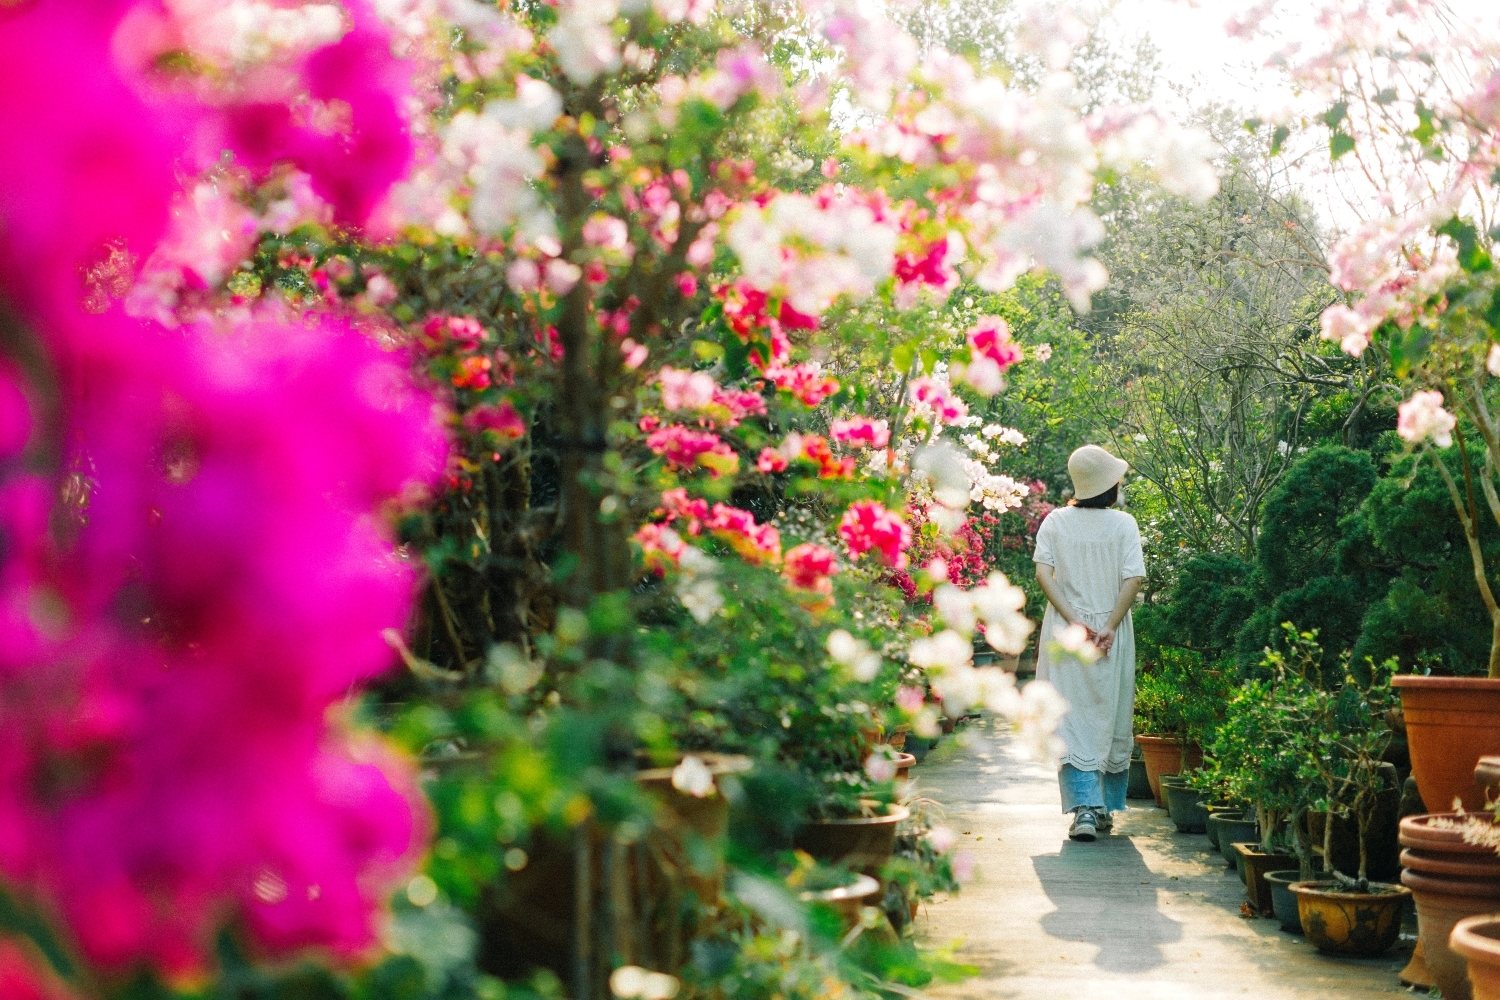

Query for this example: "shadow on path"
[1032,836,1183,973]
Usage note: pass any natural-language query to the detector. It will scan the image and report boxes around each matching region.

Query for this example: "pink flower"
[784,543,836,591]
[895,686,926,713]
[676,272,700,298]
[713,387,767,427]
[706,504,781,564]
[620,338,649,369]
[865,753,897,782]
[829,417,891,449]
[656,488,709,532]
[798,435,856,479]
[583,213,631,250]
[422,314,488,353]
[451,355,493,389]
[658,366,719,411]
[1397,390,1456,448]
[757,447,789,473]
[764,362,840,407]
[633,523,687,574]
[967,316,1023,369]
[646,425,739,475]
[839,500,912,568]
[908,377,968,424]
[1319,303,1377,358]
[464,400,526,442]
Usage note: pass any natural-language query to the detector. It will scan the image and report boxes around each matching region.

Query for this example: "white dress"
[1032,506,1146,775]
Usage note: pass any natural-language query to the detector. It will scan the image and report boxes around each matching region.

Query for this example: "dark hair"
[1069,483,1119,509]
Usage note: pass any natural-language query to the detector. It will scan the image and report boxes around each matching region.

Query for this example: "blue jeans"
[1059,763,1128,814]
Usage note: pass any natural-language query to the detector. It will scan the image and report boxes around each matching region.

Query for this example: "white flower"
[550,0,621,83]
[671,755,717,798]
[907,629,973,673]
[1054,623,1100,663]
[1033,342,1053,362]
[997,427,1027,446]
[1277,440,1291,457]
[611,965,681,1000]
[981,423,1004,438]
[827,628,860,664]
[973,572,1033,654]
[828,629,883,681]
[1488,344,1500,377]
[926,825,957,853]
[932,584,977,635]
[864,752,897,782]
[1397,390,1456,448]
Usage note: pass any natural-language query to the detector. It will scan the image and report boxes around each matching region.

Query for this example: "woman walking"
[1032,445,1146,842]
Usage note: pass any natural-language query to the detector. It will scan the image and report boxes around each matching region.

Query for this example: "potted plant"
[1263,631,1410,957]
[1133,649,1226,806]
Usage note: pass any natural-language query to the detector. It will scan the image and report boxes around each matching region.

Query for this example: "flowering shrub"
[0,0,1221,994]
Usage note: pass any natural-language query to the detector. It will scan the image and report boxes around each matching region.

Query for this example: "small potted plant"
[1133,649,1228,807]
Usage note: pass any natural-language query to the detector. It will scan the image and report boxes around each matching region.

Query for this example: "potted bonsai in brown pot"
[1133,649,1225,807]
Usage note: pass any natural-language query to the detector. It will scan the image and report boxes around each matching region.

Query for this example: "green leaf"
[1243,117,1263,133]
[1373,88,1399,105]
[1484,288,1500,332]
[1270,125,1290,156]
[1413,102,1438,146]
[1329,132,1356,160]
[891,341,916,374]
[1321,102,1349,129]
[1436,216,1492,273]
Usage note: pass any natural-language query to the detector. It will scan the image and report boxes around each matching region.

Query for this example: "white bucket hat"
[1068,445,1128,501]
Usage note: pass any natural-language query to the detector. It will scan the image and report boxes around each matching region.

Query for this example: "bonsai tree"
[1134,647,1232,768]
[1263,628,1398,886]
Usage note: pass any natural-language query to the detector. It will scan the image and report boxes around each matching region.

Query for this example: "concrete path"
[914,714,1415,999]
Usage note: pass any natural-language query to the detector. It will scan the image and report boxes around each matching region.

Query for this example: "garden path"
[914,713,1414,999]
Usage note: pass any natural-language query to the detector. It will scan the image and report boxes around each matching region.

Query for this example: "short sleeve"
[1120,516,1146,579]
[1033,511,1057,567]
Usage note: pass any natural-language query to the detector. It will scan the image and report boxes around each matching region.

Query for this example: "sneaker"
[1096,811,1114,834]
[1069,808,1097,842]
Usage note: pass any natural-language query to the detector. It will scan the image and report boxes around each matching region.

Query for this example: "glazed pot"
[1215,814,1258,868]
[1452,914,1500,1000]
[1127,753,1153,800]
[1234,843,1298,914]
[1402,869,1500,1000]
[906,735,934,762]
[1290,881,1411,956]
[1263,870,1305,934]
[794,804,911,876]
[1135,735,1203,808]
[799,873,882,927]
[1391,675,1500,813]
[1205,807,1242,850]
[1164,782,1209,834]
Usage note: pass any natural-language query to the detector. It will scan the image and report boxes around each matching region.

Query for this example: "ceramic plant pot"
[1135,735,1204,808]
[1401,812,1500,1000]
[794,804,911,877]
[1215,814,1259,868]
[799,874,882,928]
[1477,755,1500,792]
[893,752,917,780]
[1164,782,1209,834]
[1290,881,1411,957]
[1206,808,1242,850]
[1234,843,1298,914]
[1263,870,1305,934]
[1127,755,1153,800]
[1452,914,1500,1000]
[1401,868,1500,1000]
[1391,675,1500,813]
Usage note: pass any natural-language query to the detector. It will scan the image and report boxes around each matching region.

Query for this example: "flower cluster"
[839,500,913,568]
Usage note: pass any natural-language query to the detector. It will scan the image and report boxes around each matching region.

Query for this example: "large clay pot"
[1234,843,1298,914]
[1264,871,1304,934]
[795,804,911,876]
[1391,675,1500,813]
[1401,813,1500,1000]
[1135,734,1203,808]
[1290,881,1410,956]
[1453,914,1500,1000]
[1402,869,1500,1000]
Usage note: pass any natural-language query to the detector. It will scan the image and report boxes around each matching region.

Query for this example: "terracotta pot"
[1452,914,1500,1000]
[1402,813,1500,857]
[938,715,956,735]
[1290,881,1410,956]
[1401,868,1500,1000]
[794,804,911,877]
[1404,848,1500,879]
[1391,675,1500,813]
[1165,782,1209,834]
[888,728,908,751]
[1234,843,1298,914]
[1263,870,1305,934]
[799,873,881,927]
[1401,939,1436,991]
[894,752,917,780]
[1135,735,1203,808]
